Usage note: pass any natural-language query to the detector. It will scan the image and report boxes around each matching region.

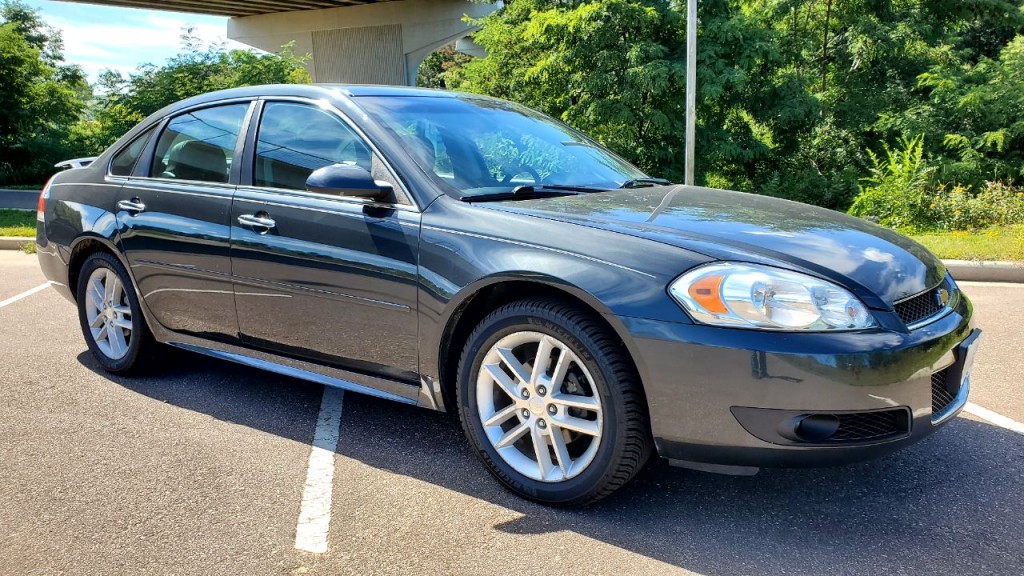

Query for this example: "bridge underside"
[61,1,396,17]
[58,0,495,85]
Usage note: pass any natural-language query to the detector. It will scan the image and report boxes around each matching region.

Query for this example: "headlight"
[669,263,876,331]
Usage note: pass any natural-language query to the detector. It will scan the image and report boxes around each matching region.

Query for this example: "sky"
[22,0,249,82]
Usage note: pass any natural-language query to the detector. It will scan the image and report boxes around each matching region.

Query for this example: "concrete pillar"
[226,0,496,86]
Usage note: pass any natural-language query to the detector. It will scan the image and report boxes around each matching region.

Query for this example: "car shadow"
[78,350,1024,575]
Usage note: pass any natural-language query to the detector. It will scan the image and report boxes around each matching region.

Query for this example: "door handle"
[237,214,276,229]
[117,198,145,213]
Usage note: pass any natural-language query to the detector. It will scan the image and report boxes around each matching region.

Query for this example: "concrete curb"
[945,259,1024,283]
[0,237,32,251]
[0,238,1020,283]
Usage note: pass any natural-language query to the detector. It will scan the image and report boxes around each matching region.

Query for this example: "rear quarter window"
[109,126,157,177]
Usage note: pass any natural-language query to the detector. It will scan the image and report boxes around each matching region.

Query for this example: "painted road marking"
[0,282,51,309]
[295,386,345,554]
[963,402,1024,436]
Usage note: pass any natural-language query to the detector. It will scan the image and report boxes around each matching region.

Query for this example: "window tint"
[150,104,249,183]
[255,102,373,191]
[110,126,156,176]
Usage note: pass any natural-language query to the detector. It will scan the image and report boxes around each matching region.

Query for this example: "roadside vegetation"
[908,226,1024,262]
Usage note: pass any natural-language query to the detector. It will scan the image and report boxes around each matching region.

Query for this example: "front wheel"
[76,252,155,374]
[457,298,652,506]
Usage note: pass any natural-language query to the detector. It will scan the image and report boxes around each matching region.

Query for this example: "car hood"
[485,185,945,307]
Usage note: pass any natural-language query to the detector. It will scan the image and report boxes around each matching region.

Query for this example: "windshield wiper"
[514,183,608,194]
[463,183,605,202]
[621,177,673,189]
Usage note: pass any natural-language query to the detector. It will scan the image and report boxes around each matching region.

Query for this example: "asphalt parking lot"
[1,250,1022,575]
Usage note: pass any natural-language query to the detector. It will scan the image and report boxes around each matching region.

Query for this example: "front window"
[355,95,646,197]
[254,102,373,190]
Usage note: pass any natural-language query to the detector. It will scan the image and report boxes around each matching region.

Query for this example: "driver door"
[229,100,421,381]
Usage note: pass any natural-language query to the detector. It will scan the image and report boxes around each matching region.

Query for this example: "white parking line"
[963,402,1024,436]
[0,282,51,309]
[294,386,345,554]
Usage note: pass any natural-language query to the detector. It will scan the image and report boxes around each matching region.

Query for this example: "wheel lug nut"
[537,419,547,429]
[521,408,530,419]
[547,405,557,415]
[521,389,530,399]
[536,386,547,396]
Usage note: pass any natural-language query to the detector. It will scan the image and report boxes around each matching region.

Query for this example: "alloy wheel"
[475,331,603,482]
[83,267,133,360]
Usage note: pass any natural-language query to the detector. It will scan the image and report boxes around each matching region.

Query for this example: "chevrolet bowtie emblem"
[937,287,951,307]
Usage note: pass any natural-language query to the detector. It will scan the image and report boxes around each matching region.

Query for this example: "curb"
[0,238,1020,283]
[944,259,1024,284]
[0,237,32,251]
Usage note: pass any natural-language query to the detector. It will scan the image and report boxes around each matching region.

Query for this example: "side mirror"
[306,164,392,200]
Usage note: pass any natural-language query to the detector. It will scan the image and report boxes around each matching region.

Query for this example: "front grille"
[932,368,956,415]
[830,409,910,442]
[894,280,951,327]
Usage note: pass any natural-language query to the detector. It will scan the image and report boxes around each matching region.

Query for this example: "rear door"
[229,99,421,382]
[116,101,253,340]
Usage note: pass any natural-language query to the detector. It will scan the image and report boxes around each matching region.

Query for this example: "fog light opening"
[782,414,841,443]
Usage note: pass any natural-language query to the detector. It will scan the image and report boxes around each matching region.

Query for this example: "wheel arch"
[67,234,130,303]
[435,275,651,415]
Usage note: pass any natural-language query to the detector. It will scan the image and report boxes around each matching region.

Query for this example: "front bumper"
[621,291,976,468]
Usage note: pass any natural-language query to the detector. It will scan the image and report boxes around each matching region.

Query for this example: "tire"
[457,298,652,506]
[75,252,155,374]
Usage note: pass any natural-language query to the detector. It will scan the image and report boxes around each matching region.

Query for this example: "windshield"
[355,95,647,198]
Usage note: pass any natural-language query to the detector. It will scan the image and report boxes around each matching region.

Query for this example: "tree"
[416,44,472,88]
[453,0,822,192]
[72,30,312,154]
[0,1,88,185]
[913,35,1024,185]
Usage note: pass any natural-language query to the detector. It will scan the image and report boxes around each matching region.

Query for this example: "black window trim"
[241,96,419,212]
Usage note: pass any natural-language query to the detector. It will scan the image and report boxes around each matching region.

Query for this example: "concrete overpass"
[59,0,495,85]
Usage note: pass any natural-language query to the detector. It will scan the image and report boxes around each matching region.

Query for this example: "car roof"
[164,83,463,110]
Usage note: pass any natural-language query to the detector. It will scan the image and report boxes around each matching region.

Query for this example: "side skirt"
[169,341,420,406]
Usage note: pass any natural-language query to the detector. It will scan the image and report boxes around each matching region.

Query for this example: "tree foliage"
[416,44,472,88]
[448,0,1024,212]
[0,1,88,185]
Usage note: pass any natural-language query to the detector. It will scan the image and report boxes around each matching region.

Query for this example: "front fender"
[416,197,707,386]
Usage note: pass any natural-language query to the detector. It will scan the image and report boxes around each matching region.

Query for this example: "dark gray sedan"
[36,85,980,505]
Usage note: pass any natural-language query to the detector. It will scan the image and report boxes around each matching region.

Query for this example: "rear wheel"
[76,252,155,373]
[457,298,651,506]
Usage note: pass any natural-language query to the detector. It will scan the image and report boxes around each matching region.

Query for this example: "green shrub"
[848,135,936,229]
[929,181,1024,231]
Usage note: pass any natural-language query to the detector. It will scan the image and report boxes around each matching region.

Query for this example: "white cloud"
[44,11,251,83]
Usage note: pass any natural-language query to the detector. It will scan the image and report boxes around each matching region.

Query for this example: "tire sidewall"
[76,253,145,373]
[458,306,630,505]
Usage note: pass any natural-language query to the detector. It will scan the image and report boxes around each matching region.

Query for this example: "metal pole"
[684,0,697,186]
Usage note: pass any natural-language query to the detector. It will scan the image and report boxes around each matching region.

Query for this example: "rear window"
[150,104,249,184]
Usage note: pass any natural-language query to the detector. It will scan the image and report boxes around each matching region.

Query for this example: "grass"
[907,225,1024,262]
[0,209,35,237]
[1,184,43,190]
